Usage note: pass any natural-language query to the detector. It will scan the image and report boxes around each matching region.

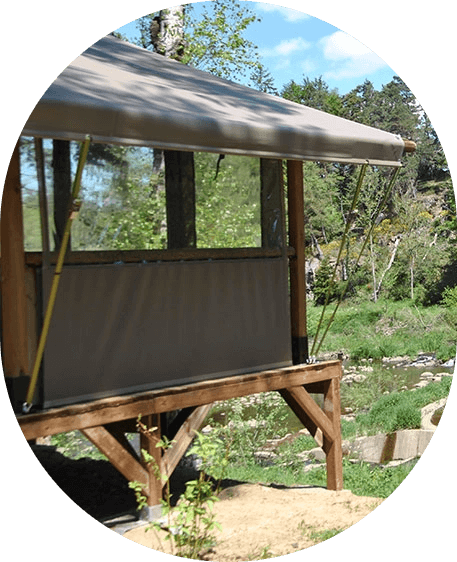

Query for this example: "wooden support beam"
[81,425,149,487]
[281,367,343,489]
[279,388,323,448]
[162,404,212,479]
[18,361,342,441]
[280,386,334,442]
[287,160,308,364]
[1,142,29,380]
[323,378,343,491]
[24,246,295,266]
[139,414,164,507]
[403,139,417,153]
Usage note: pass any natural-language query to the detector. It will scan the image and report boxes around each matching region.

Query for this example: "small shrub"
[441,285,457,309]
[129,421,226,559]
[393,404,421,431]
[441,286,457,329]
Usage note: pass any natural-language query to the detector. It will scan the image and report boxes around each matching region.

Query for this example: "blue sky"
[117,1,396,95]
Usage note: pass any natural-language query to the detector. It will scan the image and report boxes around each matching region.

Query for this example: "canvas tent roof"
[23,34,406,167]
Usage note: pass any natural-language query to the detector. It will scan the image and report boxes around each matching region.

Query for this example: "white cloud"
[260,37,311,57]
[254,3,310,22]
[319,30,387,79]
[300,59,317,74]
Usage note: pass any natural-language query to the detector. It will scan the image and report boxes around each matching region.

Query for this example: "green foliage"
[282,76,342,116]
[207,393,290,472]
[195,153,261,248]
[442,286,457,327]
[137,1,261,84]
[356,377,452,434]
[308,299,457,362]
[442,286,457,309]
[130,424,226,559]
[305,526,344,544]
[340,458,418,498]
[313,257,340,305]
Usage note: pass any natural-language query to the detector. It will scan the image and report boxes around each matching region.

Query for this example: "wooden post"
[287,160,308,364]
[323,377,343,490]
[1,142,29,382]
[140,413,164,511]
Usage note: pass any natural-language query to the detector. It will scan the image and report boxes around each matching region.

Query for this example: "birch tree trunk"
[150,6,185,60]
[375,236,401,299]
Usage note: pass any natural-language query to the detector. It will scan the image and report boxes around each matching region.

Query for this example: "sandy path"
[124,483,382,560]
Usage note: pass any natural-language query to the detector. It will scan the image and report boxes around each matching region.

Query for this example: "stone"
[307,447,326,462]
[342,373,367,385]
[393,429,434,459]
[413,380,430,389]
[421,398,447,430]
[442,358,455,368]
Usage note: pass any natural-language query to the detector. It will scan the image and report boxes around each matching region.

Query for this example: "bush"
[442,286,457,328]
[356,377,453,434]
[393,404,421,430]
[313,257,341,305]
[441,285,457,308]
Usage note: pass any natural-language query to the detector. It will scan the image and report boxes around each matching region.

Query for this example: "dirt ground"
[123,483,382,560]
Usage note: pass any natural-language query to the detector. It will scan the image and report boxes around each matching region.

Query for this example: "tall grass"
[308,298,457,361]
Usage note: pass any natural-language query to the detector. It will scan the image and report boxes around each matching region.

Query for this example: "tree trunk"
[164,150,196,248]
[376,236,400,298]
[150,6,185,60]
[150,6,195,252]
[410,256,414,300]
[370,234,377,302]
[52,140,72,250]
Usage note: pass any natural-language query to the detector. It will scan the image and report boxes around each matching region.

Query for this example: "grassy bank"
[204,377,452,498]
[308,298,456,361]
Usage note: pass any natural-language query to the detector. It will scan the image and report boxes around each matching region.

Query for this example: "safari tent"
[2,35,414,513]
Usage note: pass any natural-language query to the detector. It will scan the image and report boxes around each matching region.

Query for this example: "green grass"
[214,378,452,499]
[308,298,457,361]
[221,458,418,499]
[356,376,452,434]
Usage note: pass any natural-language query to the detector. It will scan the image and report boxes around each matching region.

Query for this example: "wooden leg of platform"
[140,414,164,512]
[281,379,343,491]
[81,425,149,487]
[323,378,343,491]
[162,404,212,479]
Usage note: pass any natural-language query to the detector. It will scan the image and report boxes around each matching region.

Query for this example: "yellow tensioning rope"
[23,135,91,412]
[310,166,401,359]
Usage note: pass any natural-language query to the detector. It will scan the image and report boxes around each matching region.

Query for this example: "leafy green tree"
[195,153,261,248]
[281,76,343,115]
[137,1,262,82]
[313,257,341,305]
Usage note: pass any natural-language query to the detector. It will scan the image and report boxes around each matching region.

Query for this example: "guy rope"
[310,165,401,360]
[23,135,91,413]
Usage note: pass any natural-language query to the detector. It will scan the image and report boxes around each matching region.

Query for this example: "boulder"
[342,373,367,385]
[442,358,455,368]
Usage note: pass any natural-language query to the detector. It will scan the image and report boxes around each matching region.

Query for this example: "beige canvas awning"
[22,34,406,166]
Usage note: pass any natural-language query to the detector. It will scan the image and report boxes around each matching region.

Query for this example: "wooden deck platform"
[17,361,344,509]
